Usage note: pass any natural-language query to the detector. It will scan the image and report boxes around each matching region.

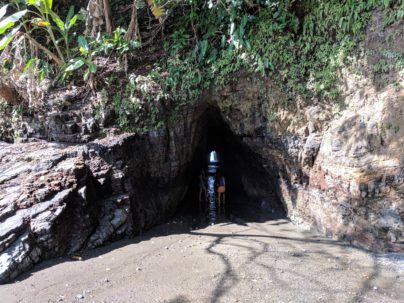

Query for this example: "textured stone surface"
[0,11,403,283]
[204,68,403,251]
[204,13,404,252]
[0,112,204,282]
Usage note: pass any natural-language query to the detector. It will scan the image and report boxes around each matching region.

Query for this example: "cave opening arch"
[179,107,286,223]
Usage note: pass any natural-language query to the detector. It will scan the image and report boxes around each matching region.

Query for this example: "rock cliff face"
[207,73,403,252]
[205,13,404,252]
[0,12,403,283]
[0,111,204,283]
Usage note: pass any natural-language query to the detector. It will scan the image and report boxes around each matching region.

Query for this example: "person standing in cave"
[216,171,226,212]
[198,170,207,212]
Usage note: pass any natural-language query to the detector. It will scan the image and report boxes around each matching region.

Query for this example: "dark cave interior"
[178,108,285,224]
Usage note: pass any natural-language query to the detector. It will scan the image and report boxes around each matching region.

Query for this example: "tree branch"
[25,34,63,66]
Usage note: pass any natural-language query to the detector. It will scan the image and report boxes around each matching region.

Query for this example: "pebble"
[373,286,378,291]
[136,267,142,271]
[104,278,110,283]
[76,294,84,300]
[165,246,169,250]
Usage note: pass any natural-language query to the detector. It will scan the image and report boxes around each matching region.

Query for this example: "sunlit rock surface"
[206,12,404,252]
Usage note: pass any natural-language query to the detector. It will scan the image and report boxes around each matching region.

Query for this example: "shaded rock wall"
[0,108,204,283]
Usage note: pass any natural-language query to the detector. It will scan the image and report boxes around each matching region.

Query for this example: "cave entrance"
[179,108,285,225]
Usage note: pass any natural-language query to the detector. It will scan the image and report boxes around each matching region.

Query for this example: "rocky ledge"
[0,118,202,283]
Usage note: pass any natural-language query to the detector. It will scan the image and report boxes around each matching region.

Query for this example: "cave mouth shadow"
[176,108,286,228]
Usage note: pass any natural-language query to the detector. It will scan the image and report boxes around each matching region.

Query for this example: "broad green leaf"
[47,0,53,10]
[88,63,97,73]
[50,11,64,32]
[83,68,90,81]
[65,6,74,28]
[0,5,8,21]
[65,57,85,71]
[264,58,274,70]
[220,35,226,48]
[78,35,89,54]
[0,10,27,35]
[68,15,77,30]
[0,26,20,50]
[39,67,45,81]
[129,40,140,49]
[24,58,37,72]
[239,15,248,36]
[40,0,53,14]
[257,57,264,75]
[0,34,13,50]
[25,0,40,5]
[199,40,208,58]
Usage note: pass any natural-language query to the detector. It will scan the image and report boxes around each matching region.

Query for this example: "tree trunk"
[125,0,141,41]
[103,0,113,34]
[85,0,103,37]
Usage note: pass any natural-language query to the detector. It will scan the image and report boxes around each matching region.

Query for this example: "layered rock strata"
[0,113,204,283]
[203,13,404,251]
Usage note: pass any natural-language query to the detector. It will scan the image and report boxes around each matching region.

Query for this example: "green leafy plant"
[0,0,79,66]
[138,0,402,129]
[63,27,141,82]
[0,4,27,50]
[24,57,52,81]
[167,28,190,55]
[372,49,404,74]
[112,74,165,132]
[383,0,404,26]
[64,35,97,81]
[92,27,141,57]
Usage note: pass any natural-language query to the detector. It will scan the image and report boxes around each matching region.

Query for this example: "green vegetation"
[0,0,403,134]
[383,0,404,26]
[152,0,403,108]
[0,0,79,66]
[112,74,165,132]
[371,49,404,74]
